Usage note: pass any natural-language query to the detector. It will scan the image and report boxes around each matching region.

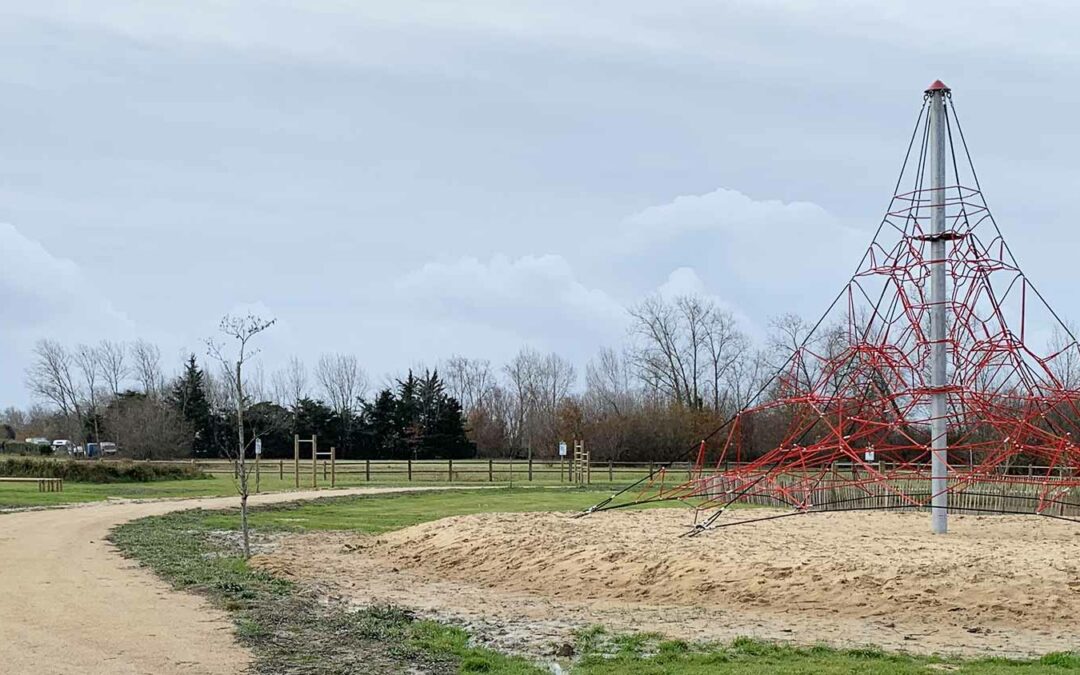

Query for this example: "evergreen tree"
[362,389,400,458]
[352,370,476,460]
[169,355,214,457]
[293,397,339,450]
[422,394,474,459]
[395,371,423,458]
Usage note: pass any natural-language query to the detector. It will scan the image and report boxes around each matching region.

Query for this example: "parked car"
[101,442,118,455]
[51,440,76,455]
[26,437,50,446]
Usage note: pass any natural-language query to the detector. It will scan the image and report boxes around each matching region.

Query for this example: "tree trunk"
[236,361,251,558]
[240,491,250,557]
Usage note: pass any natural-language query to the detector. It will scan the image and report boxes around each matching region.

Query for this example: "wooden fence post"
[528,458,533,482]
[448,458,453,482]
[609,460,613,483]
[488,458,493,482]
[408,459,412,481]
[365,458,370,482]
[293,435,300,489]
[278,459,283,481]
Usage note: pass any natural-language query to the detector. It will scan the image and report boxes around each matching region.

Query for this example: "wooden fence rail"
[109,458,1080,487]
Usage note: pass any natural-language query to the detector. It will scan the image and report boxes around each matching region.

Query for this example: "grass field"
[112,488,1080,674]
[0,475,311,508]
[0,459,648,509]
[198,486,678,533]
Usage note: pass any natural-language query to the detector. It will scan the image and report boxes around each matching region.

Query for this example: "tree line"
[6,292,938,462]
[8,340,474,460]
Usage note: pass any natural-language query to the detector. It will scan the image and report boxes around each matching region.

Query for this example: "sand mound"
[254,508,1080,657]
[373,509,1080,627]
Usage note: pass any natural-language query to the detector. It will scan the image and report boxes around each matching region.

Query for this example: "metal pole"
[928,79,949,534]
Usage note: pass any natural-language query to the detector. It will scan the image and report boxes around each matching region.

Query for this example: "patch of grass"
[0,466,634,510]
[199,486,632,534]
[0,474,279,509]
[570,633,1080,674]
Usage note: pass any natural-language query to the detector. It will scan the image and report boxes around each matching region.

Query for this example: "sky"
[3,1,1080,406]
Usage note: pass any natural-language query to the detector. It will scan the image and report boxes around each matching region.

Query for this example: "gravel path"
[0,487,442,675]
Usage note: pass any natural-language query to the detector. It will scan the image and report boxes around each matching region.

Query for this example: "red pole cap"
[925,79,951,94]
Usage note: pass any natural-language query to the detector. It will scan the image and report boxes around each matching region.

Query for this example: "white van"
[51,440,74,454]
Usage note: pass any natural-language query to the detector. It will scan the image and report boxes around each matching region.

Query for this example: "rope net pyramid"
[591,84,1080,530]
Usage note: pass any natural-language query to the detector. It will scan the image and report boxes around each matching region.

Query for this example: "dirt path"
[0,487,444,675]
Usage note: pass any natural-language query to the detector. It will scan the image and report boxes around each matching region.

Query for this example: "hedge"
[0,458,209,483]
[0,441,53,456]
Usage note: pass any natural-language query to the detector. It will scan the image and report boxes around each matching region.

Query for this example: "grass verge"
[569,627,1080,674]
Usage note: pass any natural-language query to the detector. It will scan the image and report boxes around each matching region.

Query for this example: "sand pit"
[253,508,1080,658]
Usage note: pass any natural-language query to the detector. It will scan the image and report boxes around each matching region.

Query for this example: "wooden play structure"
[294,434,336,488]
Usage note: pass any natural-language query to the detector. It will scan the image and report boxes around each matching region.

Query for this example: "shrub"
[0,441,51,456]
[0,458,209,483]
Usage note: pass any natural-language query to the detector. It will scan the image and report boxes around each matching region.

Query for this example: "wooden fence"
[118,457,1080,488]
[134,458,677,484]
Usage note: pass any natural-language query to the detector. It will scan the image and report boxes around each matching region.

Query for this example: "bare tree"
[0,407,27,430]
[629,295,691,405]
[726,348,770,410]
[25,339,83,423]
[501,348,575,458]
[204,364,233,413]
[248,362,270,403]
[537,352,576,449]
[316,353,368,415]
[702,310,748,413]
[503,347,542,453]
[271,356,308,407]
[1048,324,1080,390]
[207,313,276,559]
[443,356,494,413]
[73,344,103,445]
[586,347,636,415]
[97,340,129,397]
[104,396,193,459]
[316,353,367,452]
[629,294,743,409]
[131,339,164,397]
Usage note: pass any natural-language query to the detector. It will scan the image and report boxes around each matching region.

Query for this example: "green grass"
[0,474,303,508]
[568,630,1080,674]
[0,464,639,510]
[199,486,633,533]
[109,489,1080,673]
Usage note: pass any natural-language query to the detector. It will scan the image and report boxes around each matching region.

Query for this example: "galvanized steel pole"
[928,80,950,534]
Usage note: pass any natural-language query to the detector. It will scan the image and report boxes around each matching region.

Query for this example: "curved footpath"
[0,487,445,675]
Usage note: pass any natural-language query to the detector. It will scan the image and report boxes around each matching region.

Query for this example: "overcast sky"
[3,1,1080,406]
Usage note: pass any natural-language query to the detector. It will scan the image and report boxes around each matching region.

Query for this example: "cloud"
[0,223,130,332]
[0,223,133,404]
[656,267,762,337]
[397,253,626,337]
[619,187,867,295]
[626,187,835,242]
